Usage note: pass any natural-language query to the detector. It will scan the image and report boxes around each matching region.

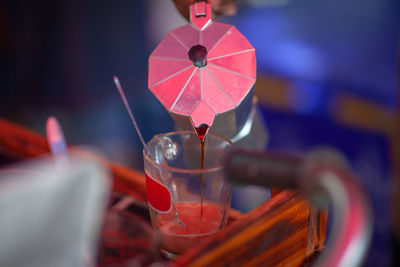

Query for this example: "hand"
[172,0,237,20]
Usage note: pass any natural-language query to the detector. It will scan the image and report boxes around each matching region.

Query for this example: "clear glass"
[143,131,232,256]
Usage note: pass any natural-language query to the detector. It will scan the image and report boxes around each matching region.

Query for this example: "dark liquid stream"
[195,124,209,218]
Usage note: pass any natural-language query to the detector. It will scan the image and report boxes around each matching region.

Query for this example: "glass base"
[161,249,179,260]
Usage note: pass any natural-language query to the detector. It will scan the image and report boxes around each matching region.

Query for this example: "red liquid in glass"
[195,124,209,217]
[158,201,221,254]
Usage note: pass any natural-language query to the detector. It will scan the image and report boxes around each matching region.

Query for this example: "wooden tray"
[0,118,327,266]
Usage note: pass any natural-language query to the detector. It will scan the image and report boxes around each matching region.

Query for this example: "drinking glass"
[143,131,232,257]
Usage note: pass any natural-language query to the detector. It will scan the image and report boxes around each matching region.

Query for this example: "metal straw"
[114,76,150,155]
[113,76,185,227]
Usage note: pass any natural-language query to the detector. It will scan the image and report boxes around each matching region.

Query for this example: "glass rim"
[143,130,233,174]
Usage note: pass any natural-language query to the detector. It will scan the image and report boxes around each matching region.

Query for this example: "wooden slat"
[332,93,394,135]
[245,227,308,267]
[0,119,49,158]
[307,207,327,256]
[390,79,400,240]
[254,75,290,110]
[174,191,319,267]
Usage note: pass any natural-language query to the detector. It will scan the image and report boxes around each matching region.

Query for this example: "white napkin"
[0,154,111,267]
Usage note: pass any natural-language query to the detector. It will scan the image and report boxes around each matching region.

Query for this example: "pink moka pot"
[148,1,267,148]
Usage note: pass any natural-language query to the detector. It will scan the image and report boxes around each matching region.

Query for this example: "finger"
[173,0,237,20]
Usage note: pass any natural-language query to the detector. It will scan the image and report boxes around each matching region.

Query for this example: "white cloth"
[0,154,110,267]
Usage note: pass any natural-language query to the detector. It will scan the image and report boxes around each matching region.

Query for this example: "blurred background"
[1,0,399,265]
